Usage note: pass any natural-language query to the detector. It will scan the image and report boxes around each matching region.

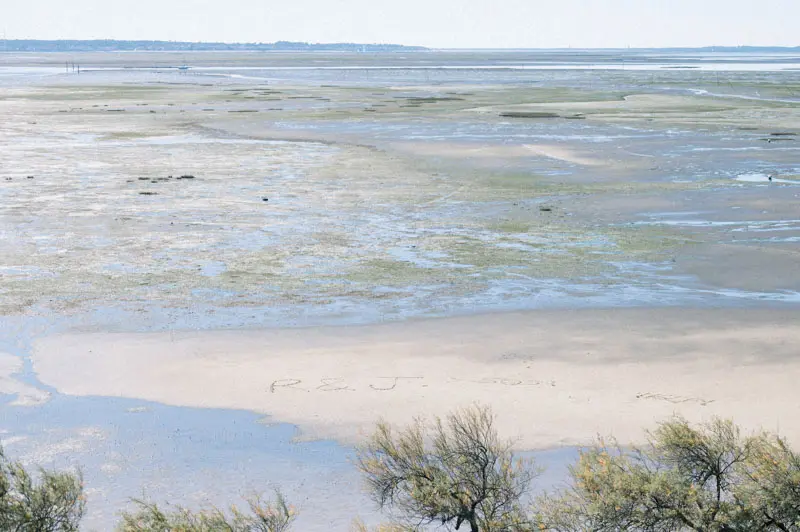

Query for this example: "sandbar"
[32,308,800,449]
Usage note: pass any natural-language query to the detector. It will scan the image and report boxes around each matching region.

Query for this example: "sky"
[2,0,799,49]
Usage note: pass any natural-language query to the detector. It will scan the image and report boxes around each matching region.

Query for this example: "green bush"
[534,416,800,531]
[0,447,85,532]
[356,405,536,532]
[116,491,296,532]
[3,409,798,532]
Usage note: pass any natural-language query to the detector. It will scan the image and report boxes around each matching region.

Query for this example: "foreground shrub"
[116,491,296,532]
[0,446,85,531]
[4,409,798,531]
[350,518,414,531]
[356,405,535,532]
[535,416,800,531]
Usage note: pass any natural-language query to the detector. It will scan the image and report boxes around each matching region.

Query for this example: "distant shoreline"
[0,40,428,53]
[1,40,798,53]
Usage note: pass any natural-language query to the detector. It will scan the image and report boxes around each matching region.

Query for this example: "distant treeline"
[656,45,800,52]
[1,41,796,53]
[0,40,428,52]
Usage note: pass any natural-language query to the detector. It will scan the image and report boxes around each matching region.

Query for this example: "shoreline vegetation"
[4,406,799,531]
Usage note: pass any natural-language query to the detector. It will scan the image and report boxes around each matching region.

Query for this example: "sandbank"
[523,144,607,166]
[32,308,800,450]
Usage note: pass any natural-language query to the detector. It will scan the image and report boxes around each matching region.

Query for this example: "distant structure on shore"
[1,40,428,53]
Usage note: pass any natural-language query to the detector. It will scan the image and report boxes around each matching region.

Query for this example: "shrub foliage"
[356,405,536,532]
[0,447,85,532]
[535,416,800,531]
[3,409,799,531]
[116,491,296,532]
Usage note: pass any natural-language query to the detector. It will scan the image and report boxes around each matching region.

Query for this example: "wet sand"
[33,308,800,449]
[1,60,798,317]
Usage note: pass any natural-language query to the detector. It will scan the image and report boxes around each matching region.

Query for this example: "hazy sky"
[3,0,799,48]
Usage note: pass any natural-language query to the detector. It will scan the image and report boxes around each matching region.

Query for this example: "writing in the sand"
[269,377,554,393]
[269,377,422,393]
[636,392,714,406]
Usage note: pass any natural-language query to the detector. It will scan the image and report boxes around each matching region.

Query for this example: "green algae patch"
[604,226,690,260]
[489,220,538,234]
[101,131,162,140]
[345,259,441,286]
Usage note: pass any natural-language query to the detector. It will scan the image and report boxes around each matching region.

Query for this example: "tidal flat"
[1,50,799,529]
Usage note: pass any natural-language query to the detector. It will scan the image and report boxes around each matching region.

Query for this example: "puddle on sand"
[734,173,800,184]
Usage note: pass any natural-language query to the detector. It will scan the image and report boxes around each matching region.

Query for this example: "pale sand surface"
[32,308,800,449]
[346,140,646,174]
[523,144,608,167]
[388,141,533,160]
[386,141,612,168]
[0,352,50,406]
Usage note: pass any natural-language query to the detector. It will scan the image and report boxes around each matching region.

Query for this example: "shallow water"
[734,172,800,184]
[2,394,366,530]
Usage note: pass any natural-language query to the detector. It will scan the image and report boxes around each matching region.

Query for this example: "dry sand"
[523,144,608,167]
[386,141,606,167]
[32,308,800,449]
[388,141,533,160]
[376,140,645,172]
